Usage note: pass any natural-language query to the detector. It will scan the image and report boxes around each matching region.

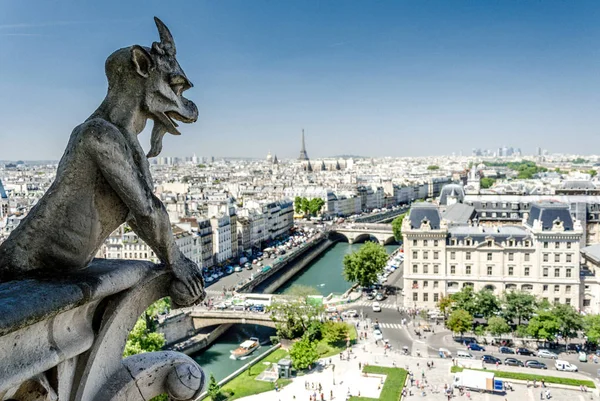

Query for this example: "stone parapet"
[0,259,205,401]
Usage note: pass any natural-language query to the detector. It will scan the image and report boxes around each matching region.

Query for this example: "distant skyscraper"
[298,129,309,161]
[536,147,542,156]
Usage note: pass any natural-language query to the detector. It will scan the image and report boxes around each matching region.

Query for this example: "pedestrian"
[540,391,543,400]
[359,362,362,370]
[330,390,333,400]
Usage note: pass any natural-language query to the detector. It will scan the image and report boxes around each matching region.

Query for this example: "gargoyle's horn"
[154,16,176,56]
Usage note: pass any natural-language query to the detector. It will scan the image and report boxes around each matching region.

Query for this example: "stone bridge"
[189,309,277,330]
[329,223,397,245]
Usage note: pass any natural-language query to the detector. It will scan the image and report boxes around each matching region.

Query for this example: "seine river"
[192,241,398,380]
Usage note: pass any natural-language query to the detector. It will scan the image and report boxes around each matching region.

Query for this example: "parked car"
[215,302,228,310]
[481,355,502,364]
[375,293,386,301]
[525,360,547,369]
[343,309,358,318]
[373,329,384,341]
[234,265,242,272]
[504,358,524,367]
[537,350,558,359]
[366,292,376,300]
[467,343,486,352]
[516,348,535,356]
[499,346,515,354]
[372,302,382,312]
[566,343,581,354]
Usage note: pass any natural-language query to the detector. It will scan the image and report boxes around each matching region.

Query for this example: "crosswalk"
[378,322,404,330]
[353,300,398,310]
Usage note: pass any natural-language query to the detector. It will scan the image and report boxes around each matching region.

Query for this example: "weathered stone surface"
[0,16,204,307]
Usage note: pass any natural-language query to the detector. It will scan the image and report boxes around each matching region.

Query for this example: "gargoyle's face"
[129,18,199,157]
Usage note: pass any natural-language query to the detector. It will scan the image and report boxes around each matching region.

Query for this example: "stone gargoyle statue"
[0,17,204,307]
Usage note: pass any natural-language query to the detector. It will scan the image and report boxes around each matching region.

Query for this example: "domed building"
[438,184,465,206]
[266,151,273,163]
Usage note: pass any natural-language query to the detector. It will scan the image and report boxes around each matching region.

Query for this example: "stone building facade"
[403,202,583,310]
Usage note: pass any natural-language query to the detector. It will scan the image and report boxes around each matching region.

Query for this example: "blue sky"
[2,0,600,160]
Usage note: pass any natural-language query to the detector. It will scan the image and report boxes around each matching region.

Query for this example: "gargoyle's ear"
[131,45,153,78]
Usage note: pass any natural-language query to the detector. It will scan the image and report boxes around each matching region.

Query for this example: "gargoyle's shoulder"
[74,118,124,143]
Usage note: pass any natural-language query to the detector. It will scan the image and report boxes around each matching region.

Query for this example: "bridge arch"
[329,231,350,243]
[383,236,398,245]
[352,233,379,244]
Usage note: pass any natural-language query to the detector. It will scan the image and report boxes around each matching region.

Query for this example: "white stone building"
[403,202,583,310]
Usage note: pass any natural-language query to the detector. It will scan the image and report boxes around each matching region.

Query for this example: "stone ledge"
[0,259,157,336]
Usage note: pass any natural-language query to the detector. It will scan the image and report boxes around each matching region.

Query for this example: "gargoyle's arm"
[84,124,182,267]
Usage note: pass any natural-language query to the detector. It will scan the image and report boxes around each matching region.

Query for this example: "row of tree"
[294,196,325,216]
[441,287,600,344]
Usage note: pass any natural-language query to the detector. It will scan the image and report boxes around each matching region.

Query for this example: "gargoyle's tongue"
[147,112,182,158]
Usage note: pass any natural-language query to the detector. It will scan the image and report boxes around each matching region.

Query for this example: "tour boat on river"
[230,337,260,359]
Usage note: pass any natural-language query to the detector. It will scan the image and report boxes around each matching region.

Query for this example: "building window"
[488,240,493,247]
[584,299,591,307]
[434,293,439,302]
[466,239,472,246]
[413,251,418,259]
[450,265,456,274]
[566,298,571,305]
[508,253,514,261]
[566,269,572,278]
[543,268,548,277]
[555,254,560,263]
[524,253,530,262]
[423,293,428,302]
[413,293,418,301]
[466,252,471,260]
[424,240,428,246]
[566,285,571,294]
[567,242,571,249]
[434,251,439,260]
[413,240,417,246]
[434,265,439,274]
[412,280,418,288]
[434,281,439,288]
[524,267,530,276]
[423,264,429,274]
[555,242,560,249]
[487,253,492,261]
[413,265,418,273]
[466,265,471,275]
[543,254,549,262]
[423,281,428,288]
[434,240,438,247]
[554,298,560,304]
[450,251,456,260]
[544,242,548,248]
[487,266,493,275]
[423,251,428,260]
[554,285,560,293]
[508,267,514,276]
[566,254,572,263]
[554,268,560,278]
[543,285,548,292]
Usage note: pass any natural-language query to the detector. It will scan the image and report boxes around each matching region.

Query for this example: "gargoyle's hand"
[169,254,206,307]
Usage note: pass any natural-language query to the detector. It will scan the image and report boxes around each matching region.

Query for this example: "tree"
[391,213,407,242]
[526,310,560,341]
[487,316,511,337]
[427,165,440,170]
[473,290,500,318]
[289,336,319,370]
[322,321,349,345]
[480,177,496,189]
[285,285,320,298]
[503,291,537,326]
[207,373,224,401]
[447,310,473,337]
[294,196,304,214]
[584,314,600,344]
[474,325,487,337]
[588,169,598,177]
[553,303,583,342]
[450,287,477,316]
[124,318,166,357]
[437,294,454,317]
[269,299,324,340]
[342,241,388,287]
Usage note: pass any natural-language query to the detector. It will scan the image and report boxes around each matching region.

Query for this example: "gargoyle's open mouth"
[166,110,196,125]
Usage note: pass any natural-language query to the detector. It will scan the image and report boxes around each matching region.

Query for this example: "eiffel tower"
[298,129,309,161]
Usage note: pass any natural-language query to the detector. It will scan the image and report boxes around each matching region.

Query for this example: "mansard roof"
[407,203,441,229]
[526,202,574,231]
[0,179,7,199]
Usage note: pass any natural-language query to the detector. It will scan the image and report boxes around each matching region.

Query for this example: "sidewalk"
[233,329,598,401]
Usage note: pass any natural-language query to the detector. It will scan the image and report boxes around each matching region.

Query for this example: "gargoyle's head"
[105,17,198,157]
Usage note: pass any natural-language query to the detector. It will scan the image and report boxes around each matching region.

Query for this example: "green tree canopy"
[268,299,324,340]
[487,316,511,336]
[588,169,598,177]
[447,310,473,337]
[450,286,477,316]
[473,290,501,318]
[322,321,349,345]
[526,310,560,341]
[207,373,224,401]
[437,295,454,317]
[553,303,583,341]
[502,291,537,326]
[294,196,325,216]
[584,314,600,344]
[480,177,496,189]
[289,336,319,370]
[124,318,166,357]
[391,213,406,242]
[427,165,440,170]
[342,241,388,287]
